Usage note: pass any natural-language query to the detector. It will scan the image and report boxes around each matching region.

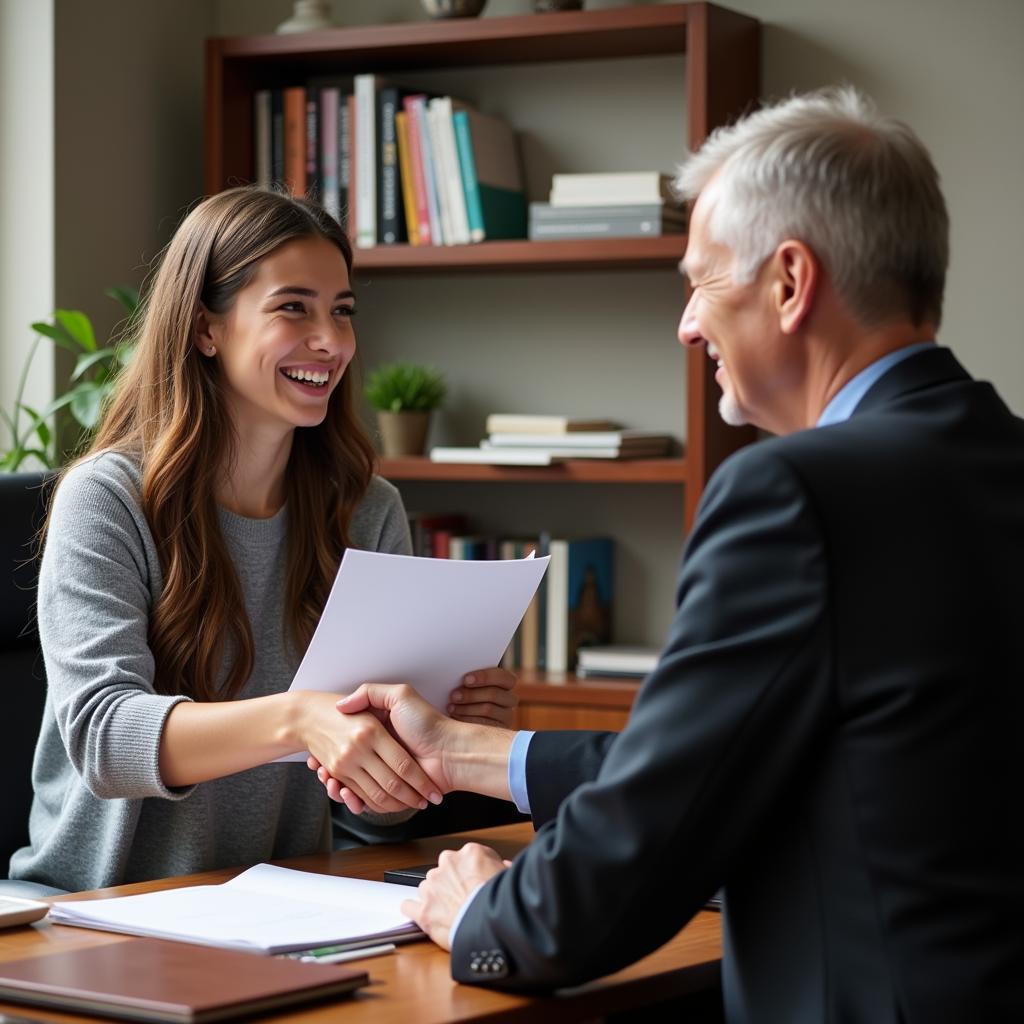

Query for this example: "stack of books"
[430,414,674,465]
[528,172,686,241]
[576,644,661,679]
[253,79,527,247]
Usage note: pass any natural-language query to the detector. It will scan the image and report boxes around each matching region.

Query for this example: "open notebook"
[48,863,421,955]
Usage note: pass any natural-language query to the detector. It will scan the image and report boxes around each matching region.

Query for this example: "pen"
[300,942,396,965]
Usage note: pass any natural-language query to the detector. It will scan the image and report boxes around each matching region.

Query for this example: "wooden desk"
[0,824,722,1023]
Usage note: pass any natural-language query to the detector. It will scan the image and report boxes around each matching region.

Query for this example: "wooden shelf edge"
[352,236,687,274]
[379,456,687,484]
[217,5,690,67]
[517,672,643,709]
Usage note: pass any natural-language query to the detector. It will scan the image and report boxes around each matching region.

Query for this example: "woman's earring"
[206,346,216,356]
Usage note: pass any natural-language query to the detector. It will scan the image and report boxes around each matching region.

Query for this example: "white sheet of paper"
[48,863,418,955]
[280,548,549,759]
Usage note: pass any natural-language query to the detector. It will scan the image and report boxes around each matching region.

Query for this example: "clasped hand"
[303,668,516,816]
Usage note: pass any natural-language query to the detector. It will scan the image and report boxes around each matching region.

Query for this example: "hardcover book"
[546,538,614,672]
[452,108,527,242]
[485,414,621,434]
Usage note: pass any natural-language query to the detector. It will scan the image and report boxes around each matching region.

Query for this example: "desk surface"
[0,824,721,1024]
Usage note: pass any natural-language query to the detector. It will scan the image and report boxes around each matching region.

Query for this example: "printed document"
[281,548,548,759]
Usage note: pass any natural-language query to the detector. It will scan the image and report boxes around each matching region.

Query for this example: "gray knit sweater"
[9,451,411,892]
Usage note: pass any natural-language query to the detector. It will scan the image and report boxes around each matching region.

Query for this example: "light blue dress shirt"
[450,341,935,942]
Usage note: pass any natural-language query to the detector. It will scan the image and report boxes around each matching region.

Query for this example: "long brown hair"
[61,187,376,700]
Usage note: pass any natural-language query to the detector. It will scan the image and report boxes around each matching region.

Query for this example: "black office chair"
[0,471,64,896]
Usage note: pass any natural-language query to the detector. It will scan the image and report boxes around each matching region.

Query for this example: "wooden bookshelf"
[204,4,761,726]
[379,456,687,484]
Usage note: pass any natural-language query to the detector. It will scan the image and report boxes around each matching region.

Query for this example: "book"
[377,86,412,244]
[304,85,319,199]
[319,86,340,221]
[253,89,272,189]
[395,111,420,244]
[576,644,660,677]
[270,89,285,189]
[343,92,356,239]
[549,171,678,206]
[353,73,378,248]
[485,414,621,434]
[530,201,685,224]
[546,538,614,672]
[529,203,686,240]
[428,96,471,245]
[452,108,527,242]
[48,862,420,955]
[405,95,440,246]
[486,430,672,449]
[0,939,367,1024]
[429,446,563,466]
[282,86,306,196]
[480,443,669,460]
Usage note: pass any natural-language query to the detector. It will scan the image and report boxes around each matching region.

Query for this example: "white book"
[354,74,378,249]
[425,101,454,245]
[430,446,561,466]
[428,97,471,245]
[49,863,420,955]
[319,86,340,222]
[545,539,569,673]
[486,430,671,449]
[550,171,675,206]
[485,414,620,434]
[479,442,666,460]
[576,644,661,676]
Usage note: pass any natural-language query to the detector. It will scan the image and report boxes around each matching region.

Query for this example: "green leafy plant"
[365,361,447,413]
[1,287,140,471]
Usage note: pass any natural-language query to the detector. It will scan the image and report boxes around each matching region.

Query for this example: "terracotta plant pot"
[377,410,432,457]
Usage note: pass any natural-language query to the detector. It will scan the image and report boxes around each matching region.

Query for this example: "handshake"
[303,669,519,949]
[303,668,518,817]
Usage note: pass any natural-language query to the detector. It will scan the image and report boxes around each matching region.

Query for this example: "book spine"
[319,87,340,222]
[402,96,433,245]
[354,74,377,249]
[395,112,420,245]
[305,86,319,201]
[254,90,272,189]
[282,86,306,196]
[426,101,454,245]
[545,539,568,673]
[344,93,357,242]
[411,97,442,246]
[528,217,676,240]
[566,539,614,669]
[376,87,406,245]
[536,531,551,670]
[453,110,485,243]
[270,89,285,188]
[431,97,471,245]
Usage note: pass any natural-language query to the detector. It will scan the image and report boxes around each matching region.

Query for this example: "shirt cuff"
[448,880,487,947]
[507,730,535,815]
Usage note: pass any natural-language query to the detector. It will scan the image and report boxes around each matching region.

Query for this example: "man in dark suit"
[322,87,1024,1022]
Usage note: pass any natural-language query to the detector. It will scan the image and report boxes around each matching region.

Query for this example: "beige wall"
[0,0,54,440]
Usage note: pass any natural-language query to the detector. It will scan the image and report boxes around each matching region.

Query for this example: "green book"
[452,108,526,242]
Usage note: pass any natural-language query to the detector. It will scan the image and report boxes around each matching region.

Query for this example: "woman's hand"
[295,690,442,815]
[447,667,519,729]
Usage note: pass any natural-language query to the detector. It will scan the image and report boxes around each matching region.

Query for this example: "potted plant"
[364,361,446,457]
[1,287,140,471]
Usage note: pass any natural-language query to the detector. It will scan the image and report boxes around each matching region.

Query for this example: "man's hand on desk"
[401,844,510,951]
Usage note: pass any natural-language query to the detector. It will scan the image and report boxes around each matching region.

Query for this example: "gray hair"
[676,87,949,327]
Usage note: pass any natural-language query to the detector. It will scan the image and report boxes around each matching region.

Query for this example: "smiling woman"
[7,187,520,894]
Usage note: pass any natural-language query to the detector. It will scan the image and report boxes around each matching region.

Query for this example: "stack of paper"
[49,864,421,956]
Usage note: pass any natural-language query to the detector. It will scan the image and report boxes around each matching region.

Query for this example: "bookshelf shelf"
[352,236,687,274]
[379,456,687,484]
